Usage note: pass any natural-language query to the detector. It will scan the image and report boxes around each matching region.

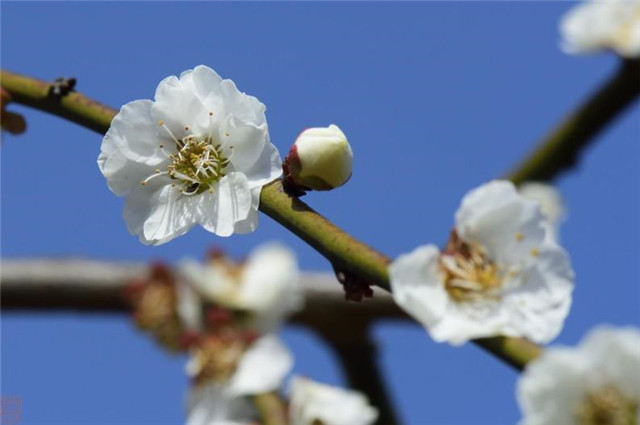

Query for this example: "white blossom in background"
[518,326,640,425]
[98,65,282,245]
[187,383,253,425]
[187,335,293,425]
[289,376,379,425]
[560,0,640,58]
[389,180,575,345]
[283,124,353,192]
[519,182,566,243]
[179,243,302,332]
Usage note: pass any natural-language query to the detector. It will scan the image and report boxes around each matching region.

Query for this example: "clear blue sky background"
[1,2,638,425]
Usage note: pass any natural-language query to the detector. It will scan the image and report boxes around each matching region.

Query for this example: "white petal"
[186,382,254,425]
[232,187,261,235]
[519,183,565,243]
[176,279,203,332]
[455,180,546,265]
[180,65,224,102]
[227,335,293,396]
[240,243,303,331]
[98,100,169,196]
[152,74,208,137]
[219,115,269,172]
[214,78,267,126]
[178,260,236,306]
[123,181,198,246]
[560,0,640,58]
[579,326,640,400]
[517,348,591,425]
[389,245,450,334]
[196,172,253,237]
[239,138,283,190]
[501,243,574,344]
[289,376,379,425]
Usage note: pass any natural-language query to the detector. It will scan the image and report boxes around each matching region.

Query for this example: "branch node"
[48,77,77,98]
[333,265,374,302]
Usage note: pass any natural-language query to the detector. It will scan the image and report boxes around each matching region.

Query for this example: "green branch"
[5,63,637,370]
[507,59,640,184]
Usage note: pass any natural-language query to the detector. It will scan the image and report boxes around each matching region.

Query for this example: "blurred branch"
[507,59,640,184]
[0,259,406,325]
[319,324,401,425]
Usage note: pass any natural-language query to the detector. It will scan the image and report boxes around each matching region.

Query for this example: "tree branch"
[318,324,401,425]
[507,59,640,184]
[0,259,406,325]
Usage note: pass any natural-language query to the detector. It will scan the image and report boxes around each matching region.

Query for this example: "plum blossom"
[519,182,566,243]
[187,335,293,425]
[98,65,282,245]
[178,243,302,333]
[283,124,353,194]
[560,0,640,57]
[389,180,574,345]
[517,326,640,425]
[289,376,379,425]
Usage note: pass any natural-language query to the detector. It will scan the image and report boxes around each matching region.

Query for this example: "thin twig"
[252,392,289,425]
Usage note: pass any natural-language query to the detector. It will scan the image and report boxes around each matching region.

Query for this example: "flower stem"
[507,59,640,184]
[252,392,289,425]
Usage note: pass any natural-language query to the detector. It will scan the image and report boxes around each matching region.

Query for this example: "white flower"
[98,65,282,245]
[187,335,293,425]
[186,383,253,425]
[389,180,575,345]
[289,376,379,425]
[517,326,640,425]
[560,0,640,58]
[518,182,566,243]
[179,243,303,332]
[175,279,203,332]
[283,124,353,191]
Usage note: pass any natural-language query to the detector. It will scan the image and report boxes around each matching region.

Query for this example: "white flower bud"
[283,124,353,194]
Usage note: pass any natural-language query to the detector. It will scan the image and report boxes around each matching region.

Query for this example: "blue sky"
[1,2,639,424]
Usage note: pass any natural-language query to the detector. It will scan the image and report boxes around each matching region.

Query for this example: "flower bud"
[283,124,353,195]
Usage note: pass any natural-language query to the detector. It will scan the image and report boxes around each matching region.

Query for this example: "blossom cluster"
[124,243,378,425]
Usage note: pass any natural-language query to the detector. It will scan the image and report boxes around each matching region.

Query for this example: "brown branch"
[318,323,401,425]
[0,259,406,326]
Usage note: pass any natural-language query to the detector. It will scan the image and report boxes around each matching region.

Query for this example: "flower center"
[141,116,232,195]
[189,335,247,384]
[575,385,638,425]
[439,231,503,303]
[612,6,640,50]
[167,134,229,194]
